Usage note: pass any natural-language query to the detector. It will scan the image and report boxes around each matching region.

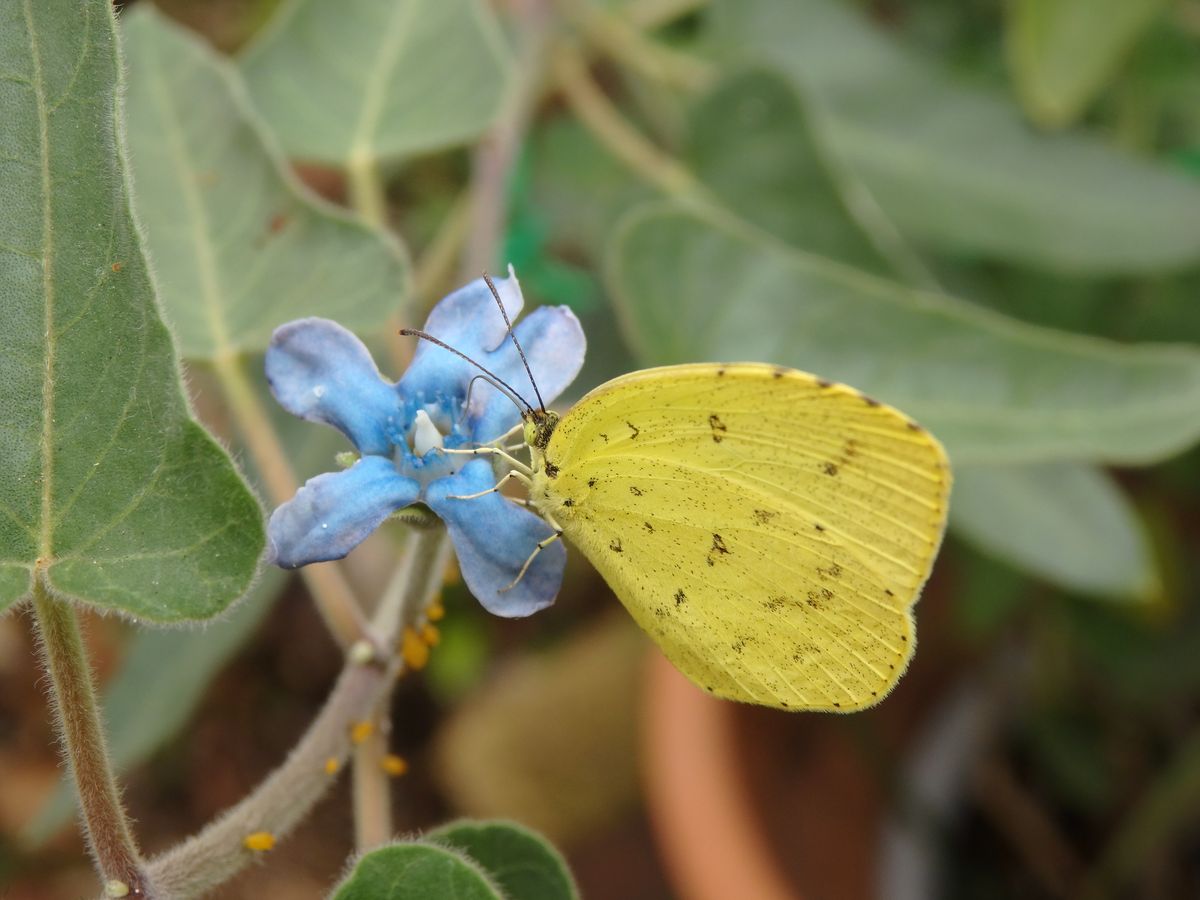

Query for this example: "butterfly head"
[523,408,560,452]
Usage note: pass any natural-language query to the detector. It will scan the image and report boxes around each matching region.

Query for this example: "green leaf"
[0,0,262,620]
[428,820,579,900]
[951,464,1158,600]
[685,68,891,275]
[711,0,1200,274]
[1007,0,1167,128]
[331,842,503,900]
[122,6,409,360]
[22,573,279,844]
[240,0,512,167]
[606,204,1200,466]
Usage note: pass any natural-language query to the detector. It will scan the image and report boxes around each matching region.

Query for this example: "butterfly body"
[524,362,951,712]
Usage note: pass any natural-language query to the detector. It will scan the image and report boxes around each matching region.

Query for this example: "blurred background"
[3,0,1200,896]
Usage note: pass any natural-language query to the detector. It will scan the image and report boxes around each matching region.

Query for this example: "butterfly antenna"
[399,328,535,416]
[483,272,547,414]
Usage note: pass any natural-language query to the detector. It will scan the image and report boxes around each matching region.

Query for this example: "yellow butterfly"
[507,362,951,712]
[407,284,951,713]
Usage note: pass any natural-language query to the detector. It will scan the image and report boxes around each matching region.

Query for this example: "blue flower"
[264,270,585,617]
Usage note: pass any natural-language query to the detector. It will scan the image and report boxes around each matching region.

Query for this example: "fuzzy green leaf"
[607,204,1200,466]
[428,820,579,900]
[951,464,1158,600]
[332,842,503,900]
[0,0,262,619]
[240,0,512,167]
[1007,0,1168,128]
[122,6,408,359]
[712,0,1200,274]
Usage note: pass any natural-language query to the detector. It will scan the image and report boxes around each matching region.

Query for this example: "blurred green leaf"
[123,6,409,359]
[0,0,262,620]
[711,0,1200,274]
[427,820,579,900]
[607,203,1200,465]
[1006,0,1167,128]
[22,572,279,844]
[686,67,892,274]
[331,842,502,900]
[240,0,512,167]
[951,464,1157,600]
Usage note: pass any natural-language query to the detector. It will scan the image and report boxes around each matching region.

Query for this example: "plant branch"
[550,41,700,199]
[210,352,367,648]
[346,148,389,230]
[31,578,151,898]
[555,0,714,91]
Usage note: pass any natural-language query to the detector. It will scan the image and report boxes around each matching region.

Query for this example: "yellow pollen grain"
[421,623,441,646]
[402,626,430,670]
[350,720,374,745]
[426,601,446,622]
[324,756,340,775]
[381,754,408,777]
[243,831,276,852]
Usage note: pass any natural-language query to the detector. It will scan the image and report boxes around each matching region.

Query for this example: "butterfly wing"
[536,363,951,711]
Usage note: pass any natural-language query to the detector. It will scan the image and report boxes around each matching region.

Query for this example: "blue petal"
[399,270,525,402]
[268,457,419,568]
[425,459,565,617]
[266,318,401,455]
[470,305,586,443]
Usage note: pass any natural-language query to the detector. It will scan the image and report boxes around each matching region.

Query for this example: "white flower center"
[411,409,445,455]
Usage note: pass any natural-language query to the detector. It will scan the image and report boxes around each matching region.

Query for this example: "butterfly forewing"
[537,363,951,711]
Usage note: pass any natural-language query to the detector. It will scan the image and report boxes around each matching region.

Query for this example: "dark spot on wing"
[629,486,643,496]
[863,396,881,408]
[708,413,727,443]
[599,433,609,443]
[674,589,686,606]
[731,639,745,654]
[654,605,668,619]
[716,367,725,376]
[884,588,895,597]
[906,421,923,432]
[644,521,655,533]
[711,534,729,554]
[626,421,640,439]
[816,378,832,388]
[773,368,786,379]
[563,499,574,507]
[752,508,777,525]
[822,462,839,476]
[816,564,842,581]
[844,439,859,458]
[763,596,786,612]
[587,478,597,488]
[544,462,559,478]
[833,702,841,708]
[814,523,825,532]
[609,538,623,553]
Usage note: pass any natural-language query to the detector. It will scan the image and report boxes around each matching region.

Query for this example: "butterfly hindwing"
[533,364,951,711]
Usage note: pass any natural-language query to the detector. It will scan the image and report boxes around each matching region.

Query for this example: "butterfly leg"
[501,532,566,595]
[440,445,532,476]
[446,469,532,501]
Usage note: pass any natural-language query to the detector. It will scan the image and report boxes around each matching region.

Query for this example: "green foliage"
[331,821,574,900]
[951,464,1156,600]
[0,0,261,621]
[1006,0,1168,128]
[427,820,579,900]
[122,6,410,359]
[240,0,513,167]
[608,204,1200,467]
[712,0,1200,274]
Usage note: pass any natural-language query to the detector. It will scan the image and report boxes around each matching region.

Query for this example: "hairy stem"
[352,698,393,851]
[31,579,151,898]
[211,352,366,648]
